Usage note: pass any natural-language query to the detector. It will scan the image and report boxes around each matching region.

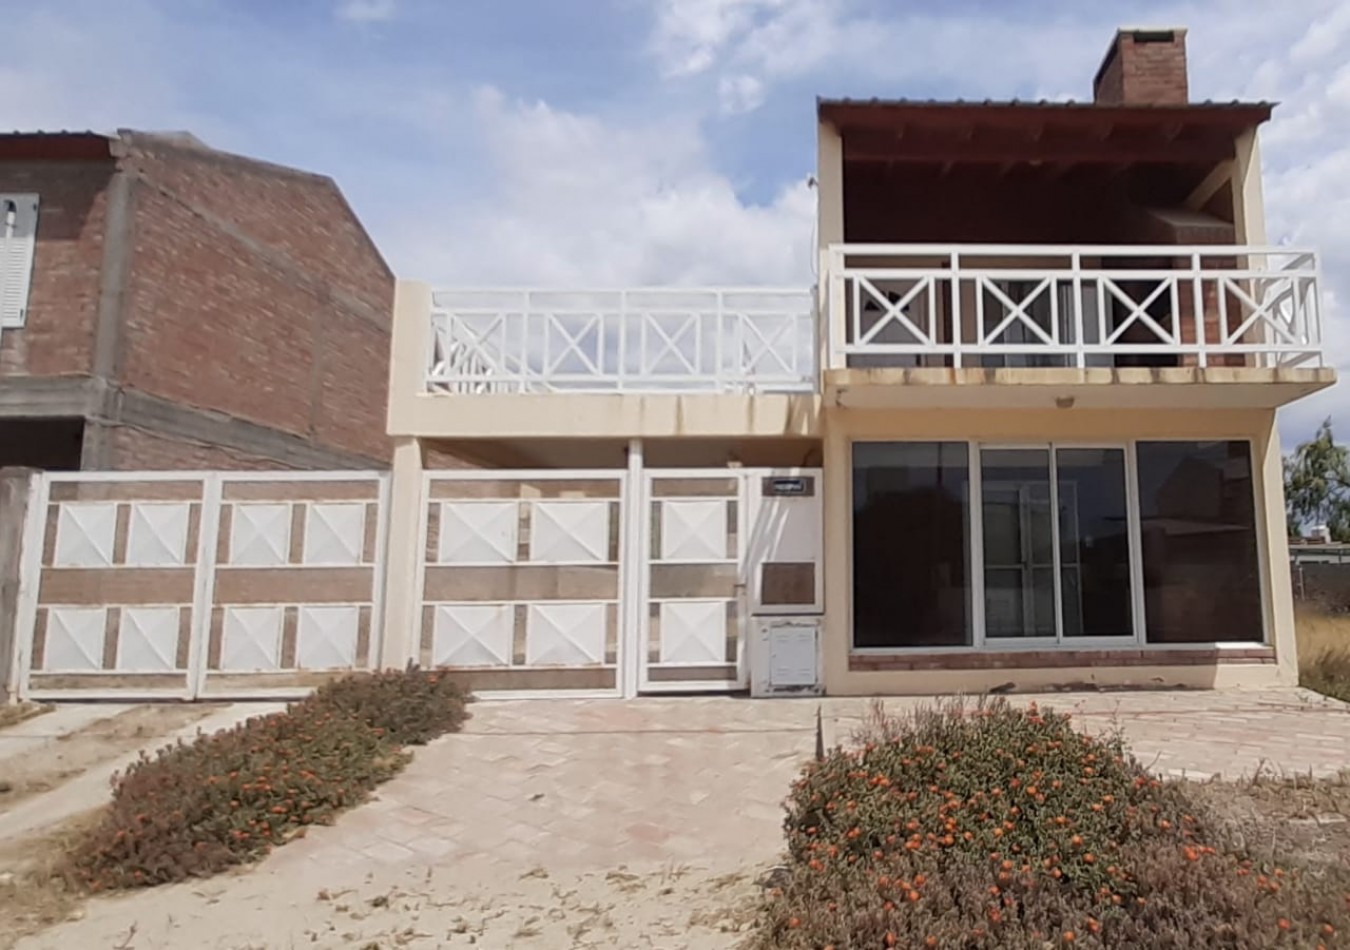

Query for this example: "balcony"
[418,245,1332,411]
[426,288,815,395]
[820,243,1332,410]
[824,244,1325,372]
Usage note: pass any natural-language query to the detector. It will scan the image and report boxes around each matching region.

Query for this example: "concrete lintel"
[390,392,823,441]
[0,377,100,418]
[824,366,1335,411]
[108,388,386,470]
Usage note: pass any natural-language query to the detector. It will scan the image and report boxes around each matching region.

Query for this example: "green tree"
[1284,418,1350,541]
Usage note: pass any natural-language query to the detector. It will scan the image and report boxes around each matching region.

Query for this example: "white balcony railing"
[825,244,1324,371]
[427,288,816,394]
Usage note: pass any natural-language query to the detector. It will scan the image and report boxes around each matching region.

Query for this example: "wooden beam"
[1184,159,1236,210]
[843,130,1237,164]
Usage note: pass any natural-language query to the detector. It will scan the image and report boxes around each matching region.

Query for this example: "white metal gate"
[414,466,821,698]
[13,471,389,701]
[415,470,627,698]
[639,470,748,693]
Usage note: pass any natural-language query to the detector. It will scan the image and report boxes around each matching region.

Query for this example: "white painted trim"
[620,438,644,698]
[1124,440,1147,645]
[11,472,49,701]
[186,475,222,699]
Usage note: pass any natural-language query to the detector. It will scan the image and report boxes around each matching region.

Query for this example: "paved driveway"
[20,688,1350,949]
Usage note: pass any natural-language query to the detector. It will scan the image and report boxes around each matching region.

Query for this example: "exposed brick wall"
[105,424,291,471]
[113,143,394,467]
[123,137,392,317]
[0,161,113,377]
[1093,29,1189,106]
[120,185,324,440]
[1,133,394,472]
[313,307,394,463]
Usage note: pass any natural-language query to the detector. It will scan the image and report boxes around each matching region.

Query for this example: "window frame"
[847,437,1268,655]
[1,192,40,330]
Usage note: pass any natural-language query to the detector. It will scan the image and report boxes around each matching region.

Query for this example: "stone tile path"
[17,688,1350,949]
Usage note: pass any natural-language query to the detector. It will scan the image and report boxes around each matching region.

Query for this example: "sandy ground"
[15,858,767,949]
[0,705,218,818]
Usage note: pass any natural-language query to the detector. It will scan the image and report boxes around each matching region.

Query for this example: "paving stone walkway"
[18,688,1350,949]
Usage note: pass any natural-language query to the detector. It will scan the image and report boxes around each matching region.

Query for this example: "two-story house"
[377,27,1332,698]
[0,130,394,471]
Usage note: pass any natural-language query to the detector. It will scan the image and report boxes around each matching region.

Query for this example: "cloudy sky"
[3,0,1347,445]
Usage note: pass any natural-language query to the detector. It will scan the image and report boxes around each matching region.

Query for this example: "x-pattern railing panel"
[827,244,1325,370]
[427,288,814,393]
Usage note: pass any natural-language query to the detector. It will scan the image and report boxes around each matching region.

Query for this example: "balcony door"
[979,446,1134,644]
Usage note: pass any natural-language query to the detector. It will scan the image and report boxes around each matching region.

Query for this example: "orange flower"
[1278,918,1291,931]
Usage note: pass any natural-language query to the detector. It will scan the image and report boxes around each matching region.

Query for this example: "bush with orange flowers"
[67,670,470,891]
[752,697,1350,948]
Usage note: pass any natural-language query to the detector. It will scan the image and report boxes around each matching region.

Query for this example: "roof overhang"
[0,132,117,162]
[819,100,1273,166]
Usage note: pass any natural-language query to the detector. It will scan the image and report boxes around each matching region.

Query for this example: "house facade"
[377,28,1333,698]
[0,130,394,471]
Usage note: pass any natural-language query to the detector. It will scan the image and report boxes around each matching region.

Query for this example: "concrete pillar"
[387,280,433,436]
[816,121,845,374]
[819,411,850,694]
[379,437,426,669]
[1254,411,1299,684]
[0,469,38,702]
[1233,128,1268,246]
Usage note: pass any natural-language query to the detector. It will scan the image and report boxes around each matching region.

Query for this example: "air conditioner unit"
[750,616,822,697]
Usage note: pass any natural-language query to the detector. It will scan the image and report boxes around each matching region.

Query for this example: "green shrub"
[752,698,1350,949]
[68,670,470,891]
[306,668,471,745]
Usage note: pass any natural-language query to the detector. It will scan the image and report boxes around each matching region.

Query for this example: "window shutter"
[0,194,39,328]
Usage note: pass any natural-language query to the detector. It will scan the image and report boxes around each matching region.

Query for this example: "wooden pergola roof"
[819,99,1273,166]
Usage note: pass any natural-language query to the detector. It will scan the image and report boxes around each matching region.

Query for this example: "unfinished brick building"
[0,130,393,470]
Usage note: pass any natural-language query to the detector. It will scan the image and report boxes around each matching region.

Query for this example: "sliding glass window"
[852,442,972,648]
[1135,441,1263,643]
[980,446,1132,642]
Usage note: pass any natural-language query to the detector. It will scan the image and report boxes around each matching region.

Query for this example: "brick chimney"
[1093,28,1189,105]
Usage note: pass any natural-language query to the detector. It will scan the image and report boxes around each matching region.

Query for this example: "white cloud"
[649,0,775,76]
[335,0,396,24]
[384,87,815,287]
[717,74,765,114]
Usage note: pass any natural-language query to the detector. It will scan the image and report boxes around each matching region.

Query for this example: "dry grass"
[0,811,104,950]
[0,704,219,816]
[0,703,52,731]
[1295,604,1350,702]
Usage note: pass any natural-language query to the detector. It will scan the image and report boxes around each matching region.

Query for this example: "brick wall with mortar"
[0,161,112,377]
[0,133,396,471]
[1093,29,1189,106]
[104,426,290,471]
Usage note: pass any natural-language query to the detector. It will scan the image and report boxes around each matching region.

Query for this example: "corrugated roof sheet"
[817,97,1275,110]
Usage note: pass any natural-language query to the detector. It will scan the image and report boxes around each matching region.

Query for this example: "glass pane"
[1136,441,1263,643]
[1056,448,1133,638]
[981,448,1055,639]
[852,442,971,648]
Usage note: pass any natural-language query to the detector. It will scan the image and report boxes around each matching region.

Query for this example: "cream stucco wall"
[820,406,1299,695]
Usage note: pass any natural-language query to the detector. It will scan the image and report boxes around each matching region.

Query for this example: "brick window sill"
[849,646,1276,673]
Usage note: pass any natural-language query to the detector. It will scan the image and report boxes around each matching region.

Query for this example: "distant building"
[0,129,393,470]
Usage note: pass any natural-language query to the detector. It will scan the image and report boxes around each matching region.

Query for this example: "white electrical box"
[750,616,822,697]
